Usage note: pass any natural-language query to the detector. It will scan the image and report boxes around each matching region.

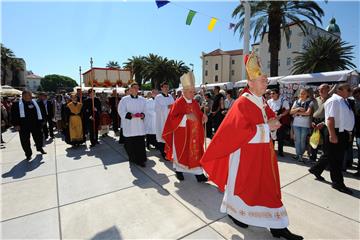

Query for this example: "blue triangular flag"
[156,0,170,8]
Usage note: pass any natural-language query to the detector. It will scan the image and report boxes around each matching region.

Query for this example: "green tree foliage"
[40,74,78,92]
[291,36,356,74]
[124,54,189,89]
[123,56,147,87]
[106,61,121,69]
[1,44,25,86]
[232,1,324,76]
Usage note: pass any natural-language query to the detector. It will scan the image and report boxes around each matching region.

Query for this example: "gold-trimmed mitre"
[180,71,195,89]
[245,51,264,81]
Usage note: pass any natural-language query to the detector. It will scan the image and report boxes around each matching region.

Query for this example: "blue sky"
[2,0,359,85]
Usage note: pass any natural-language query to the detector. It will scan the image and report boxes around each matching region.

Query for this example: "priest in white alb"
[155,81,174,159]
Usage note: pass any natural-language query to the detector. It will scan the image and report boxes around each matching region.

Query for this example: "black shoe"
[37,148,47,154]
[26,155,32,160]
[195,174,208,182]
[228,215,248,228]
[308,169,325,181]
[136,162,146,168]
[332,184,353,195]
[270,228,303,240]
[175,171,184,181]
[1,140,5,144]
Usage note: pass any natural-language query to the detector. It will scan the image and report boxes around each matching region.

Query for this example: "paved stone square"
[1,130,359,239]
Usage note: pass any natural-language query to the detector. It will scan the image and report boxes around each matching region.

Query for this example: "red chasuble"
[200,89,288,228]
[162,96,204,169]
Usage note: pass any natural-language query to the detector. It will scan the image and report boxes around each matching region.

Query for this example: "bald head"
[318,84,330,99]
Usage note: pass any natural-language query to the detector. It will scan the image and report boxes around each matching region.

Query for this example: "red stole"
[162,97,204,168]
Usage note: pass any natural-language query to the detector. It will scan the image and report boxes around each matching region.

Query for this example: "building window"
[215,75,218,82]
[231,70,235,76]
[287,57,291,66]
[205,70,208,76]
[231,59,235,64]
[287,42,292,49]
[205,60,208,65]
[215,64,218,70]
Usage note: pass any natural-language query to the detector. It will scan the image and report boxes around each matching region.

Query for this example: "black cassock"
[83,97,101,146]
[11,100,44,158]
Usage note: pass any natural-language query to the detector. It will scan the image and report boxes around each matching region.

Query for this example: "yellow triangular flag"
[208,18,217,32]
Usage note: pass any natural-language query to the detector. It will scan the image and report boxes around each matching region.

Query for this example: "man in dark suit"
[11,90,46,160]
[38,92,54,139]
[83,89,101,147]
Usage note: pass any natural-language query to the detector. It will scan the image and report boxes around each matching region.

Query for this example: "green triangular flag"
[186,10,196,25]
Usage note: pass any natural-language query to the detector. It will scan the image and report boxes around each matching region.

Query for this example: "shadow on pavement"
[90,226,122,240]
[2,155,44,180]
[129,164,170,197]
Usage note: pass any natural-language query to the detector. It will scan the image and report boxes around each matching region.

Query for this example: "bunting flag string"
[155,0,170,9]
[155,0,236,32]
[208,17,218,32]
[186,10,197,25]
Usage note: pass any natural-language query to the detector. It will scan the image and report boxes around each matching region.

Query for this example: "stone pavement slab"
[1,208,60,239]
[1,175,57,221]
[283,173,360,221]
[210,217,272,240]
[158,175,226,223]
[1,154,55,184]
[182,226,225,239]
[281,192,360,239]
[57,162,150,205]
[1,130,359,239]
[60,182,206,239]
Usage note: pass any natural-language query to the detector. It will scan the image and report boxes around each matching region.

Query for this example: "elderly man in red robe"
[162,72,208,182]
[200,52,303,240]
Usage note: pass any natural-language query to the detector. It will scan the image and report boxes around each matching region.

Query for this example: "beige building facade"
[201,21,340,84]
[201,49,243,84]
[256,20,340,77]
[26,72,42,92]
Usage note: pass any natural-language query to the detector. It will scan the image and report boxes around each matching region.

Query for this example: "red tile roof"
[26,74,42,79]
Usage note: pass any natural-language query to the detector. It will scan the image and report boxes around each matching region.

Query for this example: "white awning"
[176,81,234,92]
[234,77,280,88]
[278,70,359,84]
[233,70,359,87]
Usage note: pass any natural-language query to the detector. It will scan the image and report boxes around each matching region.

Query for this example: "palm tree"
[169,60,190,88]
[232,1,324,77]
[106,61,120,69]
[123,56,146,86]
[1,44,24,86]
[291,36,356,74]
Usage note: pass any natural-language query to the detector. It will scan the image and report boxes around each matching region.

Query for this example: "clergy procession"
[1,52,359,240]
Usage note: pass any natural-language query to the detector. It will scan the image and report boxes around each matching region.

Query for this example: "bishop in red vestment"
[162,72,208,182]
[200,52,303,240]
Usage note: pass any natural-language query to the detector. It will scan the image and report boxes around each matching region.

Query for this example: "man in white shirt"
[118,83,147,167]
[155,82,174,159]
[324,83,355,194]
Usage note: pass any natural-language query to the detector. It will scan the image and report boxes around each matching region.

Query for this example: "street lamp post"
[241,0,251,80]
